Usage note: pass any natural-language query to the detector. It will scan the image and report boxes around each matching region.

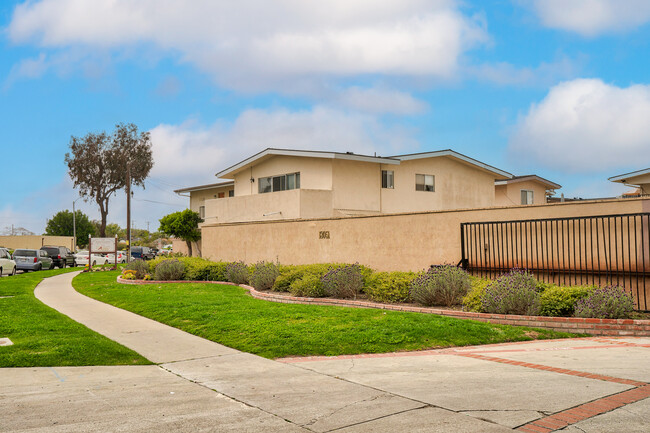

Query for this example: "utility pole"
[146,221,150,233]
[126,163,131,263]
[72,200,76,252]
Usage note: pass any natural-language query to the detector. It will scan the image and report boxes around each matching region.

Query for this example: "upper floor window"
[521,190,534,205]
[228,190,234,197]
[259,172,300,194]
[415,174,434,192]
[382,170,394,189]
[199,206,205,219]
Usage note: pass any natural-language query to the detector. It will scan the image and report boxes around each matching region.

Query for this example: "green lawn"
[0,269,150,367]
[74,271,580,359]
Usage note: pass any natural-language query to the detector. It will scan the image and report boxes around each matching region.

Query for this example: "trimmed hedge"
[365,271,416,303]
[539,285,594,317]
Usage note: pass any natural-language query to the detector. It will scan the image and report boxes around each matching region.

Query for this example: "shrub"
[410,265,470,307]
[225,261,249,284]
[574,286,635,319]
[364,271,416,303]
[321,264,364,299]
[250,261,280,290]
[539,285,594,317]
[148,257,228,281]
[481,269,540,315]
[289,274,327,297]
[121,269,136,280]
[462,277,491,312]
[154,259,185,281]
[124,259,149,280]
[273,263,357,292]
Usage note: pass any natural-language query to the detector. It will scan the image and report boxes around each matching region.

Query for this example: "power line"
[132,198,185,207]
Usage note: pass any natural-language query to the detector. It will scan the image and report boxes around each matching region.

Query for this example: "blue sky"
[2,0,650,234]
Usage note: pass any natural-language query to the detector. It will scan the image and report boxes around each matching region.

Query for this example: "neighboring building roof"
[608,168,650,184]
[173,181,234,194]
[494,175,561,190]
[216,148,401,179]
[392,149,512,180]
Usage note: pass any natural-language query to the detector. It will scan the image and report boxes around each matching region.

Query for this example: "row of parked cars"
[0,245,161,276]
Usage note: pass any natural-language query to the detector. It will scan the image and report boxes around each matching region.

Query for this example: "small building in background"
[494,175,561,206]
[609,168,650,197]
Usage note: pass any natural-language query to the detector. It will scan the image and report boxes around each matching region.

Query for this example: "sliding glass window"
[258,172,300,193]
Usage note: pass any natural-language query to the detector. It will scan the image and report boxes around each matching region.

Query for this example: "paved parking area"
[1,272,648,432]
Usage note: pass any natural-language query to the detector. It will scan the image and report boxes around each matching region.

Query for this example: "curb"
[116,276,650,337]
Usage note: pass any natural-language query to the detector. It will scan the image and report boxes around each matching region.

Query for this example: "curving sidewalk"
[5,271,647,433]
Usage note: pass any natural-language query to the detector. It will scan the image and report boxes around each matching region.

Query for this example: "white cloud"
[333,87,428,115]
[7,0,488,92]
[529,0,650,36]
[509,78,650,173]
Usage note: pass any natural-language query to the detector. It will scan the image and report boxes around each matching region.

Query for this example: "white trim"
[393,150,512,179]
[494,175,561,189]
[174,181,234,194]
[608,168,650,183]
[216,148,399,178]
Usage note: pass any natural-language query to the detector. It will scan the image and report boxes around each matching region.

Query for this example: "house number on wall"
[319,231,330,239]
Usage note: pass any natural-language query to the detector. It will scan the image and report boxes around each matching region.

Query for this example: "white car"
[0,248,16,276]
[105,251,128,264]
[74,251,109,266]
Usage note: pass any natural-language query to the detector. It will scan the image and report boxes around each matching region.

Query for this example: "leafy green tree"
[45,210,96,248]
[105,223,122,238]
[65,123,153,237]
[158,209,202,257]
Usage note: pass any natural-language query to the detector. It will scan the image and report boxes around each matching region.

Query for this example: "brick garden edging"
[116,276,650,337]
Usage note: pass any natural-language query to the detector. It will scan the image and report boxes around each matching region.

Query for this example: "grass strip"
[0,269,150,367]
[74,271,581,359]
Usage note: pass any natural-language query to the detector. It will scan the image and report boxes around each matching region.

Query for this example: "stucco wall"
[331,159,381,212]
[201,198,649,272]
[495,180,548,206]
[381,156,497,213]
[0,236,74,251]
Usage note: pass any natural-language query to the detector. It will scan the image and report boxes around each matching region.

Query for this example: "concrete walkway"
[1,272,648,432]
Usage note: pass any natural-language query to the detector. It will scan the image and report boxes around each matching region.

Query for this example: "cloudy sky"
[2,0,649,234]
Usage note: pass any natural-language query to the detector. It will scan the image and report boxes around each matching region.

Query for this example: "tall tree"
[65,123,153,236]
[45,210,96,248]
[158,209,202,257]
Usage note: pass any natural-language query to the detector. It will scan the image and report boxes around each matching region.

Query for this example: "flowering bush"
[250,261,280,290]
[321,264,363,299]
[574,286,635,319]
[481,269,540,315]
[154,259,185,281]
[124,259,149,280]
[410,265,470,307]
[143,274,153,281]
[121,269,136,280]
[225,261,249,284]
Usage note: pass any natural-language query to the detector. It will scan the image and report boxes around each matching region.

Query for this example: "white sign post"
[88,236,118,271]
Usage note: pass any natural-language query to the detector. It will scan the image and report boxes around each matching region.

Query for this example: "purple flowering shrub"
[153,258,185,281]
[574,286,635,319]
[225,261,249,285]
[481,269,540,315]
[410,265,470,307]
[250,261,280,290]
[320,264,363,299]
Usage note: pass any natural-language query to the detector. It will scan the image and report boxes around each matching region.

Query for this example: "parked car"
[130,246,155,260]
[0,247,16,276]
[40,246,76,268]
[13,249,53,272]
[74,251,109,266]
[106,251,128,264]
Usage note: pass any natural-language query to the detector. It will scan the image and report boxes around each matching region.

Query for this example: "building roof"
[216,148,400,179]
[494,175,561,190]
[608,168,650,184]
[173,181,234,194]
[392,149,512,180]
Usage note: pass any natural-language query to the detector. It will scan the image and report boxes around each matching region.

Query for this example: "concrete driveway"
[1,272,648,432]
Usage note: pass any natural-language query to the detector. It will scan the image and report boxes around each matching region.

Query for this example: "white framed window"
[381,170,394,189]
[258,172,300,194]
[415,174,434,192]
[199,206,205,219]
[521,190,534,205]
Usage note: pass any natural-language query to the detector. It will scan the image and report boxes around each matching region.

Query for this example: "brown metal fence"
[460,213,650,311]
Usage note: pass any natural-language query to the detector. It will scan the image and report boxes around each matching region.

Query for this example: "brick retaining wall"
[116,277,650,337]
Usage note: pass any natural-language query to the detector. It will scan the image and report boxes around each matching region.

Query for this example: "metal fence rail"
[460,213,650,311]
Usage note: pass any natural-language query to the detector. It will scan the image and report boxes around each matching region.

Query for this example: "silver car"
[0,248,16,276]
[13,249,54,272]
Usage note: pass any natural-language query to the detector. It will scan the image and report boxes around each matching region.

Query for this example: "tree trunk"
[97,198,108,237]
[186,240,193,257]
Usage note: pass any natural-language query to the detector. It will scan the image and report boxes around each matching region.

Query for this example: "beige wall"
[331,159,381,213]
[233,156,333,196]
[201,198,649,272]
[381,156,497,213]
[189,185,234,214]
[495,180,548,206]
[0,236,74,251]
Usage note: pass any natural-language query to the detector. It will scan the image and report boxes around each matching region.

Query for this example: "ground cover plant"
[0,269,149,367]
[74,271,578,359]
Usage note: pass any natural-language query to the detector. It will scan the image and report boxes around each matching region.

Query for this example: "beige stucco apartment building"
[175,148,561,226]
